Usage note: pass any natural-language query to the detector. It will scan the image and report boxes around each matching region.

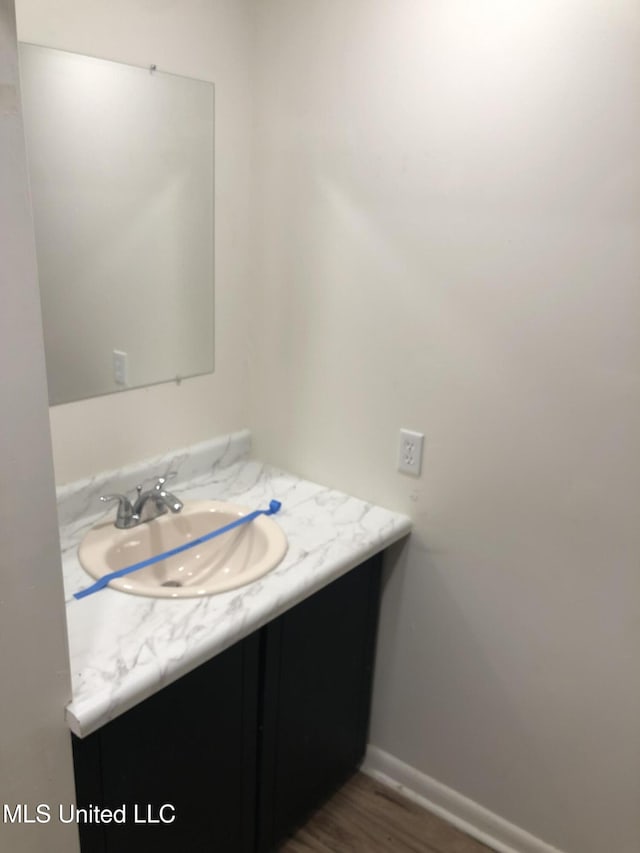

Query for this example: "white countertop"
[59,431,411,738]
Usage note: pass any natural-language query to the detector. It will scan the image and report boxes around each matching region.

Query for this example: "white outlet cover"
[398,429,424,476]
[113,349,129,386]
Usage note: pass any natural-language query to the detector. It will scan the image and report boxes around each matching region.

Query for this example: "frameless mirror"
[18,44,215,405]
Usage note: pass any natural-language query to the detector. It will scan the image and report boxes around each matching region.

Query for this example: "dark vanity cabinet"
[72,554,383,853]
[72,637,260,853]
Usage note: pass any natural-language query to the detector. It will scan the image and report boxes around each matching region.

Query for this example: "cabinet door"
[257,555,383,851]
[73,632,259,853]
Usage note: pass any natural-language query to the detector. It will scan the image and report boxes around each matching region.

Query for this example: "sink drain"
[161,580,182,588]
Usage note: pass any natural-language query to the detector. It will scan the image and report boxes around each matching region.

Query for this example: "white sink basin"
[78,500,288,598]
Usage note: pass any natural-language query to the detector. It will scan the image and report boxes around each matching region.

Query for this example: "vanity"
[60,430,411,852]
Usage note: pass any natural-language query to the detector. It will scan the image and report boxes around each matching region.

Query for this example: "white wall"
[0,2,78,850]
[16,0,255,485]
[249,3,640,852]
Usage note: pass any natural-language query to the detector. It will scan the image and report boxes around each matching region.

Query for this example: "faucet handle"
[100,494,134,529]
[154,471,177,490]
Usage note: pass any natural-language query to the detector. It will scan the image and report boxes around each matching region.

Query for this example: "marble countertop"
[59,430,412,738]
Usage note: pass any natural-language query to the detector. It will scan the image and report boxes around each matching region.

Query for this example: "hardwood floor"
[278,773,495,853]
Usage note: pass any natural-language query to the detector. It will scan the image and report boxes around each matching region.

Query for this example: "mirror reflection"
[19,44,215,405]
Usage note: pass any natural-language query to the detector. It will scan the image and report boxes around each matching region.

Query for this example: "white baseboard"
[362,746,567,853]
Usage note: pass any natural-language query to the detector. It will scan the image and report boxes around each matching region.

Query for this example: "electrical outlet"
[398,429,424,476]
[113,349,129,386]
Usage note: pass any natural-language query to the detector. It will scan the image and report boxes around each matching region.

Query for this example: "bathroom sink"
[77,500,288,598]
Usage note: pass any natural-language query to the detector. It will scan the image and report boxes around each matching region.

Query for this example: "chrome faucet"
[100,476,184,529]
